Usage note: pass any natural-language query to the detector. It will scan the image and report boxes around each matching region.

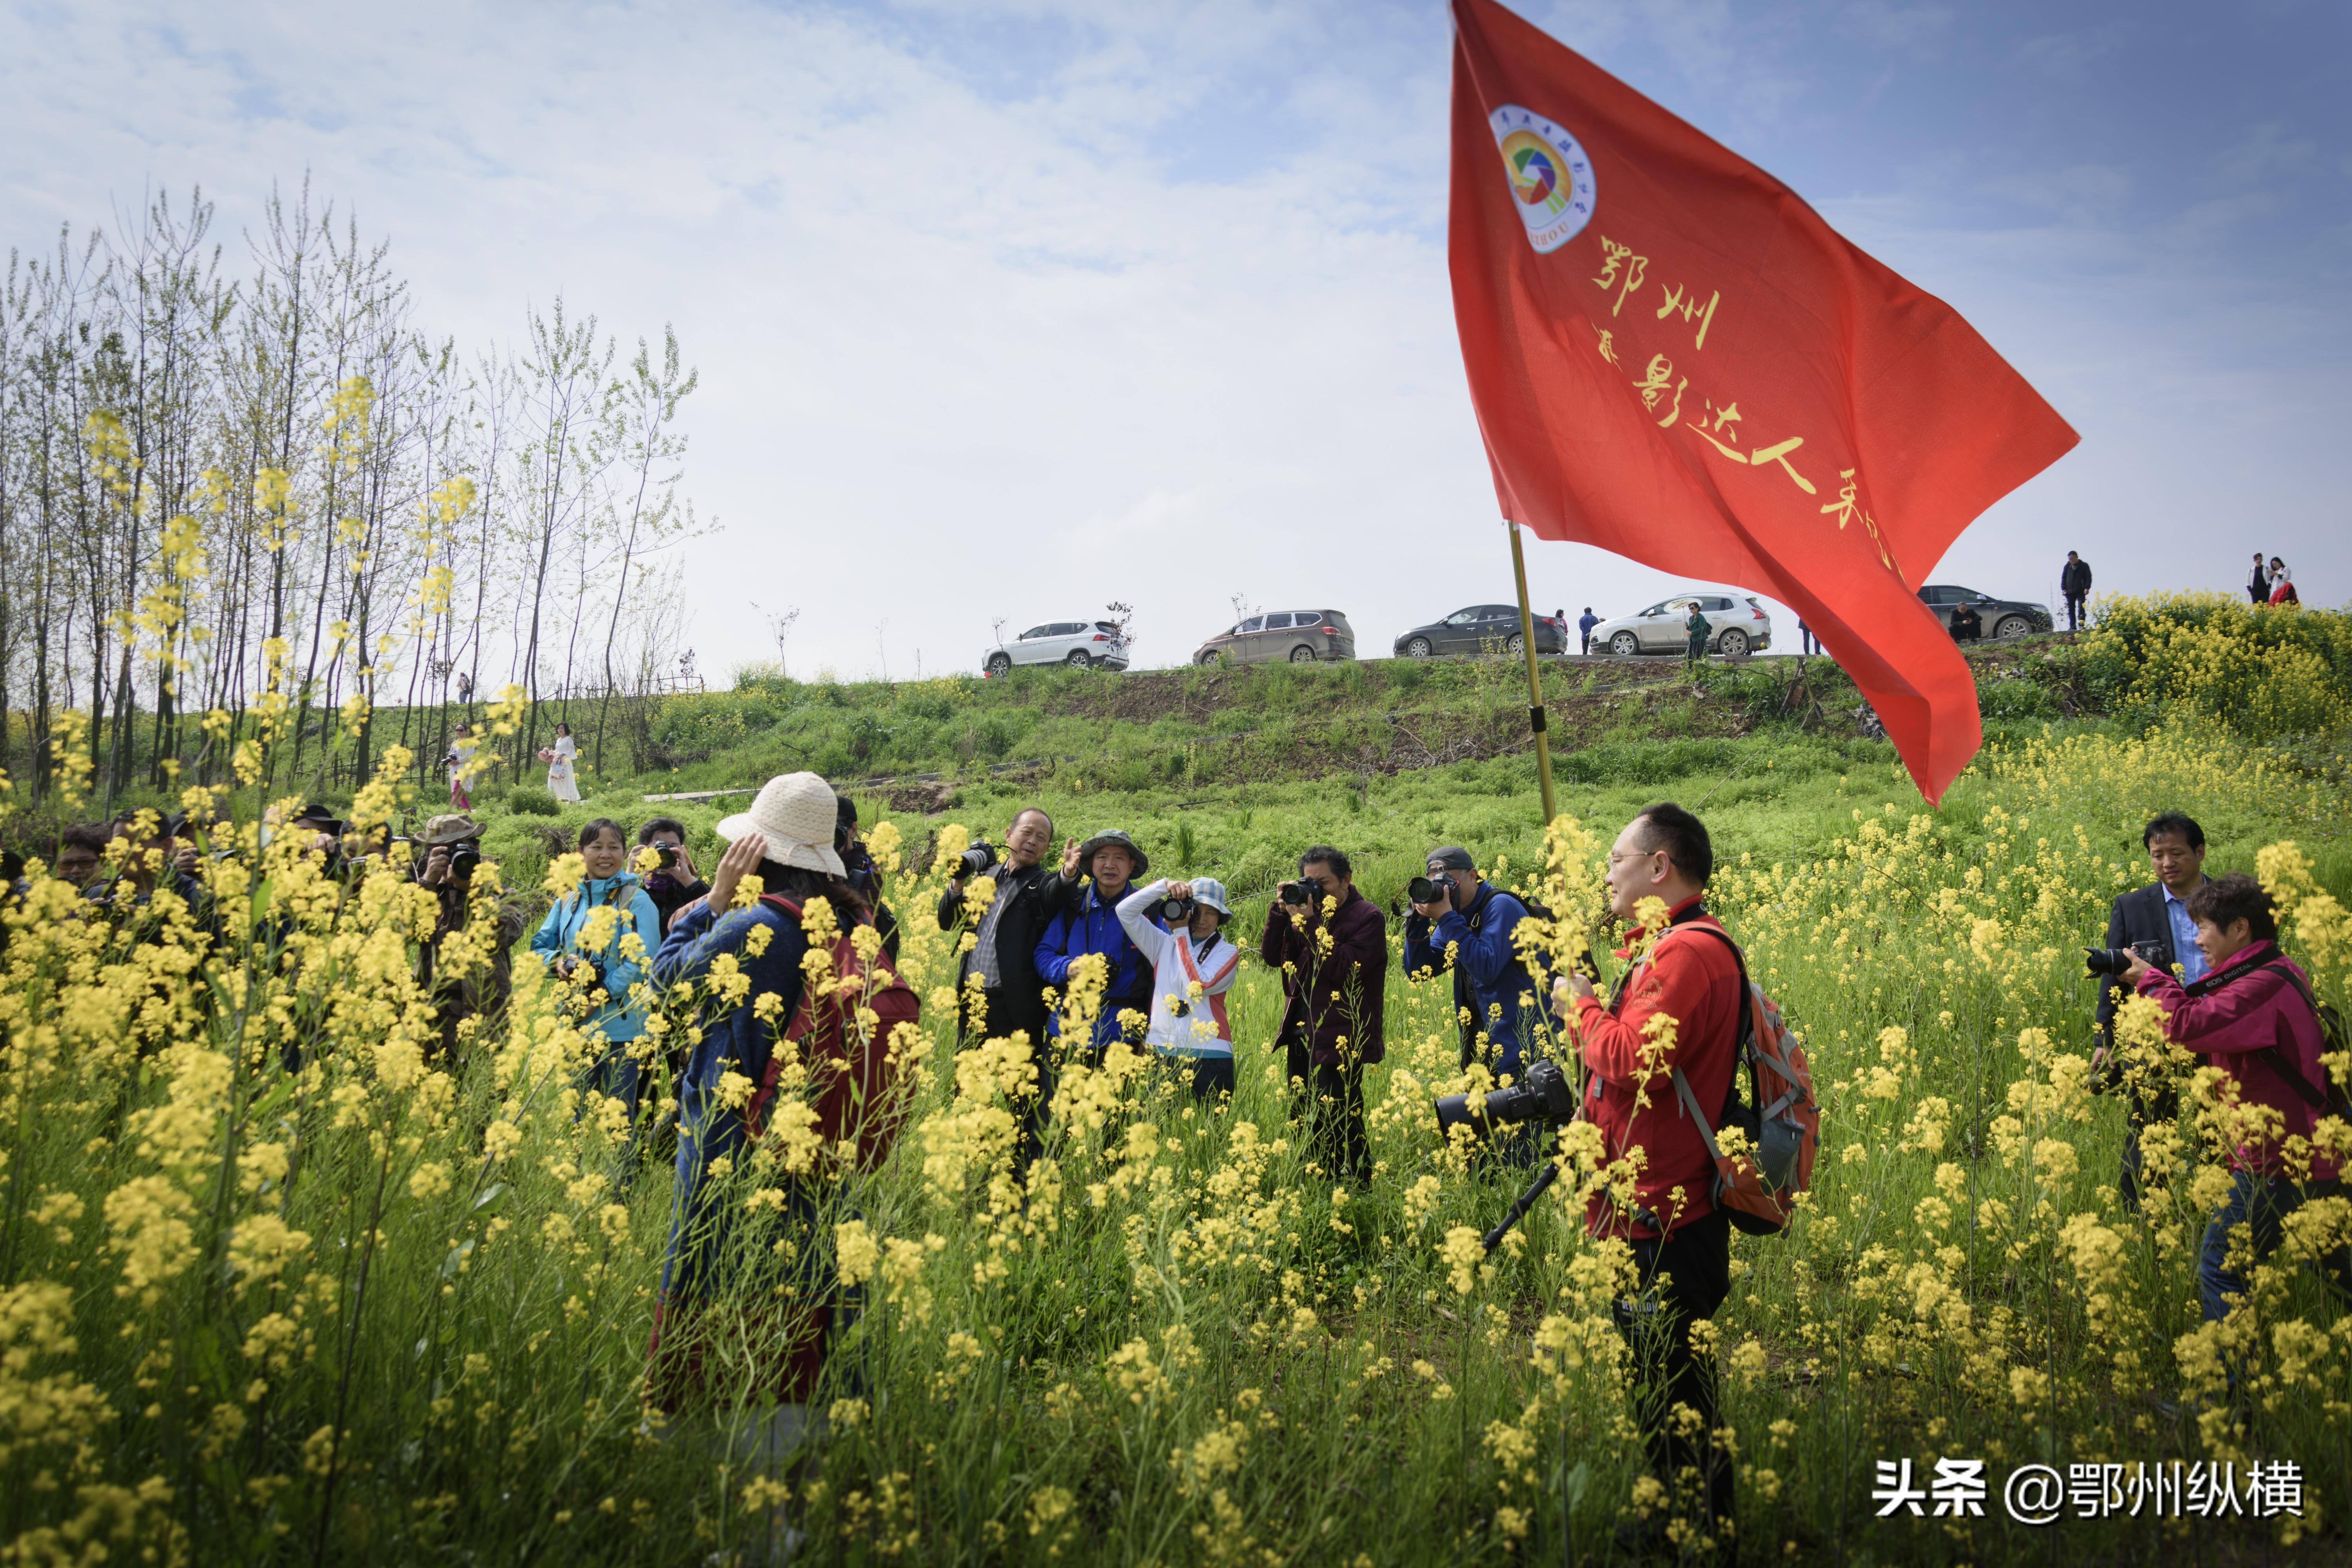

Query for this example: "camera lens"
[1158,897,1194,924]
[1408,876,1442,905]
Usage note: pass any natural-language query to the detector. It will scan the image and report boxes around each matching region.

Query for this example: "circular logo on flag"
[1488,105,1596,254]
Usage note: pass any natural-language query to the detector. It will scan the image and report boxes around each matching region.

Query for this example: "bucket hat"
[717,772,846,877]
[1185,877,1232,918]
[421,814,485,847]
[1078,828,1149,880]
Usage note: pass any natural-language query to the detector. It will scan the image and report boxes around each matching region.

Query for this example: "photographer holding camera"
[1263,847,1388,1187]
[1550,802,1742,1542]
[413,815,526,1070]
[1401,846,1539,1081]
[2091,811,2211,1210]
[934,806,1073,1050]
[2119,873,2352,1324]
[532,818,664,1181]
[637,817,711,932]
[1116,875,1243,1102]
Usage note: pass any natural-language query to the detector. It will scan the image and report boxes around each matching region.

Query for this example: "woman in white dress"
[546,722,582,802]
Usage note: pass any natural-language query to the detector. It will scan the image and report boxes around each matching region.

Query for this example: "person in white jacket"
[1115,876,1243,1102]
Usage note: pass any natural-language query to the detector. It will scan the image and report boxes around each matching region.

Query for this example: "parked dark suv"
[1192,609,1357,665]
[1392,604,1568,659]
[1917,585,2051,640]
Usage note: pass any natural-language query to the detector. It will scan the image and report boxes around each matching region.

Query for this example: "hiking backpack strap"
[2252,960,2341,1112]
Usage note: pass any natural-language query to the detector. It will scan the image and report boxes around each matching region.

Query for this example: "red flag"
[1448,0,2077,804]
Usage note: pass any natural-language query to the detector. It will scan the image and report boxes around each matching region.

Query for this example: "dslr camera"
[953,840,999,880]
[1433,1058,1577,1139]
[2084,940,2164,977]
[1406,875,1452,909]
[1156,893,1196,925]
[1278,880,1317,908]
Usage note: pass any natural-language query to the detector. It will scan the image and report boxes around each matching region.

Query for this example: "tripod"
[1481,1158,1562,1254]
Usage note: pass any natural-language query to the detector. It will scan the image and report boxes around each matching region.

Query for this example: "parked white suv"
[982,619,1131,674]
[1589,592,1773,657]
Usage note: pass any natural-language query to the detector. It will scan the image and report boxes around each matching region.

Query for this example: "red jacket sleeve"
[2136,964,2294,1057]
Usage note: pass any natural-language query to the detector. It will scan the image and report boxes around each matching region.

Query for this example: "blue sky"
[4,0,2345,677]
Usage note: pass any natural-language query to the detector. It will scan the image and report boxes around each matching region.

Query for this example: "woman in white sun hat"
[1115,873,1243,1102]
[646,772,912,1418]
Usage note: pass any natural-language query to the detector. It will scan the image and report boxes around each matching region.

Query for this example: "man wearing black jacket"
[1261,846,1388,1187]
[2092,811,2210,1210]
[2060,550,2092,632]
[935,807,1074,1049]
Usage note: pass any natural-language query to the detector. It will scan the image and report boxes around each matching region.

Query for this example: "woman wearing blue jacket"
[532,818,662,1167]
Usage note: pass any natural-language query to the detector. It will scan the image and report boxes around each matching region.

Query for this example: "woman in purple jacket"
[2124,872,2350,1323]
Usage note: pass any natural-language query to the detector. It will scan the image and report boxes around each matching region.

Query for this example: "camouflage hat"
[420,814,485,847]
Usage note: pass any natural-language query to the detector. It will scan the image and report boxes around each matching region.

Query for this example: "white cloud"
[3,0,2345,699]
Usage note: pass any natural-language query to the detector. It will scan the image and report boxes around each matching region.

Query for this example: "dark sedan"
[1918,584,2052,641]
[1392,604,1569,659]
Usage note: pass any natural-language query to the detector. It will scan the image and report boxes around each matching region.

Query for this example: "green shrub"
[507,785,559,817]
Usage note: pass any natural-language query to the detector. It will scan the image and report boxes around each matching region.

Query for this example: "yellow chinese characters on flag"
[1448,0,2079,803]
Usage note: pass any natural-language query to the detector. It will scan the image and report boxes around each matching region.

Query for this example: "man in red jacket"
[1553,801,1743,1541]
[1262,845,1388,1187]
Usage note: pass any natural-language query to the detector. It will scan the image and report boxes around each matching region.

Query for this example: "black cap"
[1425,845,1475,873]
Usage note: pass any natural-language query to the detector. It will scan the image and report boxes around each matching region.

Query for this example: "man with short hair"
[2061,550,2092,632]
[1262,846,1388,1186]
[1552,800,1742,1543]
[1577,606,1599,656]
[937,806,1075,1051]
[2092,811,2211,1210]
[2248,552,2270,606]
[1402,846,1539,1080]
[53,824,107,887]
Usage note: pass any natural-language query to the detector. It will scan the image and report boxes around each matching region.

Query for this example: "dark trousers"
[1614,1210,1733,1529]
[2065,593,2087,632]
[2200,1170,2352,1323]
[1170,1054,1235,1103]
[957,985,1052,1186]
[1686,637,1706,669]
[577,1036,646,1188]
[1800,625,1817,654]
[1285,1042,1370,1187]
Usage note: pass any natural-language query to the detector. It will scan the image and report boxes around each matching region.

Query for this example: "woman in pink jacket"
[2125,873,2349,1323]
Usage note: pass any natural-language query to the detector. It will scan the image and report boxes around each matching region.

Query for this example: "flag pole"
[1505,519,1558,827]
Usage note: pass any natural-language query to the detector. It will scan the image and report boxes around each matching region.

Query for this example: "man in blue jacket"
[1402,845,1543,1079]
[1035,828,1156,1067]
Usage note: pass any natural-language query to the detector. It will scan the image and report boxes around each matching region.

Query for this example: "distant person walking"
[1798,619,1818,655]
[446,724,476,811]
[2060,550,2092,632]
[2267,557,2299,606]
[2248,552,2271,605]
[1577,606,1599,655]
[1684,601,1711,671]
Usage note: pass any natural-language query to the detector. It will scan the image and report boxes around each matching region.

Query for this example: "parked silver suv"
[1192,609,1357,665]
[982,619,1130,674]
